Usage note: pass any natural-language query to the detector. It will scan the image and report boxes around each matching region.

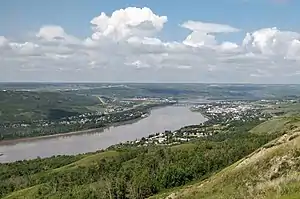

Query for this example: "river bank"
[0,106,206,163]
[0,103,176,144]
[0,112,149,146]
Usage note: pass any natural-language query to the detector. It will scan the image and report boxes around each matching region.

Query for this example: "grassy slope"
[3,117,300,199]
[2,151,119,199]
[0,144,218,199]
[152,119,300,199]
[250,117,290,135]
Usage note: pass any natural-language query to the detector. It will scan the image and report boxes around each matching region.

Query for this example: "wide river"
[0,106,206,163]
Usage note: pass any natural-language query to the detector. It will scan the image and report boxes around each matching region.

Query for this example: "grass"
[2,151,120,199]
[170,143,197,151]
[45,151,119,174]
[152,130,300,199]
[3,184,43,199]
[278,191,300,199]
[250,117,290,135]
[265,103,300,117]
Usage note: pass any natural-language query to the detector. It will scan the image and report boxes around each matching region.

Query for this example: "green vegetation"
[153,126,300,199]
[0,118,290,199]
[2,83,300,198]
[0,90,174,140]
[250,117,291,135]
[0,90,99,122]
[0,90,101,140]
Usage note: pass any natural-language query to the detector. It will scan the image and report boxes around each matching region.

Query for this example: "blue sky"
[1,0,299,41]
[1,0,300,83]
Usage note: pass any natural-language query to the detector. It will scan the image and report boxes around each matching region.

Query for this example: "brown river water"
[0,106,206,163]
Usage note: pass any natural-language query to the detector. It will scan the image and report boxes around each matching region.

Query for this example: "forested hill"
[153,121,300,199]
[1,116,300,199]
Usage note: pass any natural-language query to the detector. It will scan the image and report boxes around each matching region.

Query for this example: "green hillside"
[152,123,300,199]
[1,117,300,199]
[0,90,99,122]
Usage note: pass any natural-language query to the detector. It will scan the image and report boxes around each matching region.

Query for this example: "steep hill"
[153,127,300,199]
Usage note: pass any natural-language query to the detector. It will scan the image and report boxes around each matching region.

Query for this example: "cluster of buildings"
[191,101,270,124]
[122,129,213,147]
[192,101,255,114]
[115,121,221,147]
[1,107,149,130]
[113,101,272,148]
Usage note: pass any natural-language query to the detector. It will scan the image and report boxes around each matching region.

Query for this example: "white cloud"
[177,65,192,69]
[36,25,79,44]
[182,20,240,33]
[37,26,66,40]
[90,7,167,41]
[220,42,239,51]
[243,27,300,59]
[181,21,240,48]
[1,7,300,83]
[125,60,150,68]
[9,42,40,56]
[183,31,217,47]
[127,36,163,45]
[287,40,300,60]
[0,36,8,47]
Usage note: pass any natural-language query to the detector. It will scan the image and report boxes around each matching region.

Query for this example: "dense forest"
[0,119,284,199]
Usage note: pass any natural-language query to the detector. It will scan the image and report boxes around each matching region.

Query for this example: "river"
[0,106,206,163]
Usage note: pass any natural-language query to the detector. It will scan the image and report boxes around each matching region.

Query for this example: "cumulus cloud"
[1,7,300,83]
[220,42,239,51]
[90,7,167,41]
[9,42,40,56]
[36,25,79,44]
[243,27,300,59]
[37,26,66,40]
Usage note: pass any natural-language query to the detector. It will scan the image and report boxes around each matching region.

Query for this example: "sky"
[1,0,300,83]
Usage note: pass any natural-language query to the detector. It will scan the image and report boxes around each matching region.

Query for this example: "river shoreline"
[1,103,181,146]
[0,106,206,163]
[0,113,149,146]
[0,103,179,146]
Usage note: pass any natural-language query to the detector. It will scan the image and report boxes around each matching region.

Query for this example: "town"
[111,100,280,148]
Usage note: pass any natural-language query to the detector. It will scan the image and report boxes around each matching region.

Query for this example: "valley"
[1,83,300,199]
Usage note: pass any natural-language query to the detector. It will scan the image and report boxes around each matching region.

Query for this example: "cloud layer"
[1,7,300,83]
